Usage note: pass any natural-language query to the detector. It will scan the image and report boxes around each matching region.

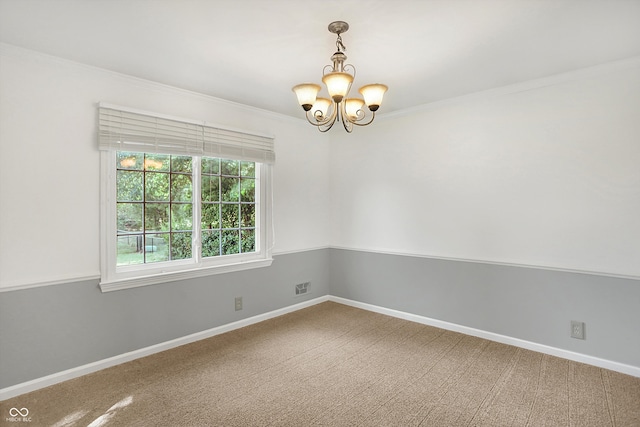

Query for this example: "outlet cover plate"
[571,321,585,339]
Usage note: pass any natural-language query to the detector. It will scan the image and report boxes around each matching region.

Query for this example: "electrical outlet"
[235,296,243,311]
[571,321,585,340]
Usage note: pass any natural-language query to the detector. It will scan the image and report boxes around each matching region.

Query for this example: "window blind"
[98,105,275,163]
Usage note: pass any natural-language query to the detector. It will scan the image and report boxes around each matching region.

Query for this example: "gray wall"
[3,247,639,390]
[0,249,330,389]
[329,248,640,368]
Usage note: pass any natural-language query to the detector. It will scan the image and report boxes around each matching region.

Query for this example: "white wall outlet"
[235,296,243,311]
[571,321,585,339]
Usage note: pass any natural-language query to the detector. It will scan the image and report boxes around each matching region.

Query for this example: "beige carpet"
[2,301,639,426]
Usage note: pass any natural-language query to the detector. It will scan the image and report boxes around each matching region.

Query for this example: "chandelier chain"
[336,33,346,53]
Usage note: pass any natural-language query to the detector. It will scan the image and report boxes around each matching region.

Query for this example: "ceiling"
[1,0,639,118]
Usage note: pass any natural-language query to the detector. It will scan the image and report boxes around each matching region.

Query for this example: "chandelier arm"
[343,64,356,79]
[304,102,339,129]
[350,111,377,127]
[338,103,354,133]
[318,121,335,132]
[317,105,337,132]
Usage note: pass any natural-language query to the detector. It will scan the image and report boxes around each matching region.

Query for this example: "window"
[99,104,274,291]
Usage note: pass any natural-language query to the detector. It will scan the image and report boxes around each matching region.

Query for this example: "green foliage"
[240,161,255,177]
[202,230,220,257]
[145,172,169,201]
[117,170,143,201]
[202,203,220,230]
[221,230,240,255]
[221,177,240,202]
[240,204,255,227]
[221,159,239,176]
[171,232,192,260]
[117,203,142,231]
[171,203,193,231]
[241,229,255,253]
[171,174,192,202]
[202,157,220,175]
[240,179,255,202]
[201,175,220,202]
[221,204,239,228]
[116,153,258,265]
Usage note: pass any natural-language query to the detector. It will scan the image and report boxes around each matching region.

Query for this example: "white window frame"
[98,104,274,292]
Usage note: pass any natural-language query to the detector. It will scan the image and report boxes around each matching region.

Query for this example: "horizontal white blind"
[203,127,276,164]
[98,106,275,163]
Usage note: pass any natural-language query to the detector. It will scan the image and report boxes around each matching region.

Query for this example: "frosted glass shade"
[359,84,388,111]
[312,97,332,118]
[322,72,353,103]
[344,98,365,120]
[292,83,321,111]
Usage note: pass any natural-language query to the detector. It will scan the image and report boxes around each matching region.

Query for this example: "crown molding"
[5,42,637,126]
[0,42,301,125]
[377,55,640,121]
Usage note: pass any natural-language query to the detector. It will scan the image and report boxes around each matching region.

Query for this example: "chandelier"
[292,21,388,133]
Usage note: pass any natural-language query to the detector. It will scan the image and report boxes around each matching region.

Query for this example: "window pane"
[145,203,170,232]
[117,152,143,170]
[240,204,255,227]
[221,229,240,255]
[171,156,192,173]
[201,175,220,202]
[240,178,255,202]
[117,203,143,232]
[171,232,192,260]
[145,172,170,201]
[221,177,239,202]
[171,203,192,231]
[113,151,264,274]
[117,170,143,202]
[202,203,220,230]
[202,157,220,175]
[117,235,143,265]
[221,159,239,176]
[145,234,169,263]
[240,161,255,178]
[144,154,170,171]
[241,229,255,253]
[171,174,192,202]
[202,230,220,257]
[221,204,239,228]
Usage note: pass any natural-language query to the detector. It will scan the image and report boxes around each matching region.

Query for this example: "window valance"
[98,103,275,164]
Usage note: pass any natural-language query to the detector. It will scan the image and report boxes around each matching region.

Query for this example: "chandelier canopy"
[292,21,388,133]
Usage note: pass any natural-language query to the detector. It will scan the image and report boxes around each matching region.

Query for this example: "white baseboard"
[0,296,330,401]
[2,294,638,401]
[329,296,640,378]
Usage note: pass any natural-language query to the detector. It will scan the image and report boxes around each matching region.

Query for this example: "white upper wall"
[2,44,639,288]
[0,46,331,289]
[330,61,640,278]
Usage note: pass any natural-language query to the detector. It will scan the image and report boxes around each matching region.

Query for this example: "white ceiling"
[1,0,639,118]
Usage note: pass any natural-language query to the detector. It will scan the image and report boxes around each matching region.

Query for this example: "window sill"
[99,257,273,293]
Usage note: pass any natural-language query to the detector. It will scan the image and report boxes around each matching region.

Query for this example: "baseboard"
[0,295,330,401]
[3,293,638,401]
[329,296,640,378]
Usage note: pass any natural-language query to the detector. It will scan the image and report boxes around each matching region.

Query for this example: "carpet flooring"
[1,301,639,426]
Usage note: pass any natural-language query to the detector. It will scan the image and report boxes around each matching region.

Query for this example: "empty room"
[1,0,639,425]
